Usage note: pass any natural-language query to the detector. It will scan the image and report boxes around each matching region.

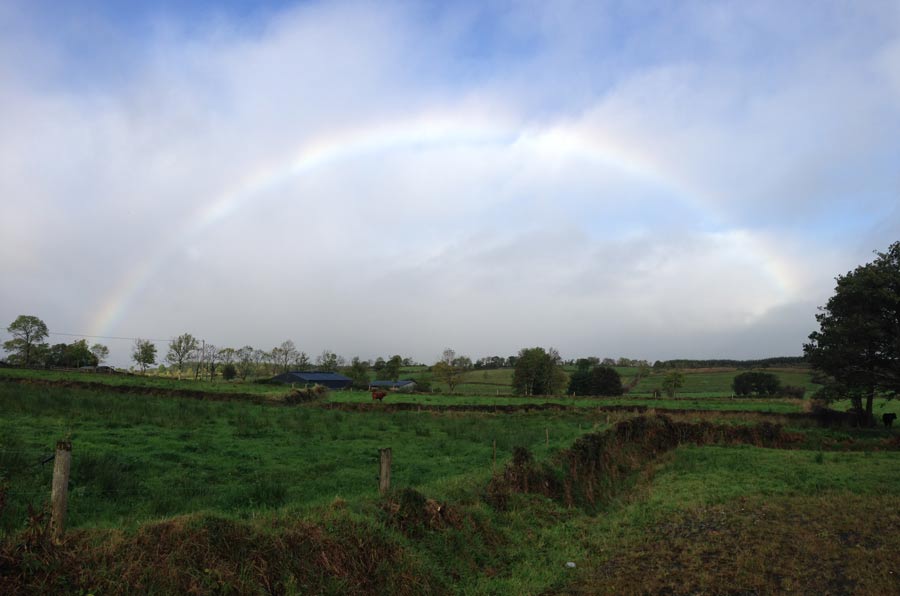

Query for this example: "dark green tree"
[567,368,592,395]
[3,315,49,366]
[804,241,900,426]
[589,365,624,396]
[732,371,781,396]
[221,363,237,380]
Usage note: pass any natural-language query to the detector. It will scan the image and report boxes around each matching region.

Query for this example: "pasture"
[423,365,823,397]
[1,371,898,594]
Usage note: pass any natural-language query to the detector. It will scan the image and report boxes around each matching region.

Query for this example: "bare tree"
[218,347,236,367]
[252,349,268,376]
[316,349,344,372]
[202,343,219,381]
[274,340,298,373]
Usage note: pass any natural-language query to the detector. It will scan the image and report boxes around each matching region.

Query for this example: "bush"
[414,376,432,392]
[567,365,623,396]
[222,363,236,380]
[732,371,781,396]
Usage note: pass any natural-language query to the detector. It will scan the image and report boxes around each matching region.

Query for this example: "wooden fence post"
[50,440,72,544]
[379,447,392,495]
[546,428,549,446]
[492,440,497,473]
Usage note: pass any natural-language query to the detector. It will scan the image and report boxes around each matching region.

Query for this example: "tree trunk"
[865,389,876,427]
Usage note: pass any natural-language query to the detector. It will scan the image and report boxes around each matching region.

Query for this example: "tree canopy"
[3,315,49,366]
[804,241,900,424]
[568,365,624,396]
[513,347,567,396]
[732,371,781,396]
[132,338,157,373]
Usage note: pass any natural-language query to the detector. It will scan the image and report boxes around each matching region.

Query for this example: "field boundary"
[0,376,275,403]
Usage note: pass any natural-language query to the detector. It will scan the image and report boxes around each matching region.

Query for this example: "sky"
[1,0,899,367]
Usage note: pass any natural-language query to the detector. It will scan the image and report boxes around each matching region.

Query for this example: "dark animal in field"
[884,413,897,428]
[372,390,387,402]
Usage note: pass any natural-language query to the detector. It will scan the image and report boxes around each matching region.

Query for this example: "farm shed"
[369,380,417,392]
[271,371,352,390]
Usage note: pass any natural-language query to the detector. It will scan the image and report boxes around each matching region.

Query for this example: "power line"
[48,332,171,342]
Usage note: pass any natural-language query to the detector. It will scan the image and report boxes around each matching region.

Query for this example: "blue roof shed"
[272,371,352,389]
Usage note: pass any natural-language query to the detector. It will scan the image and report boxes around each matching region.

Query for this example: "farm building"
[271,371,352,389]
[369,380,417,392]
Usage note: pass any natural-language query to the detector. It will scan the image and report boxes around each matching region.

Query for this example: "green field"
[0,367,287,396]
[421,365,822,397]
[0,382,600,532]
[1,370,897,594]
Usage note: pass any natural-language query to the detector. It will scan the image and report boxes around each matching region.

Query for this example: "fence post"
[492,440,497,473]
[546,428,549,446]
[379,447,392,495]
[50,440,72,544]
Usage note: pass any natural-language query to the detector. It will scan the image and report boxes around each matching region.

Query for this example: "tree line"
[4,240,897,419]
[1,316,109,368]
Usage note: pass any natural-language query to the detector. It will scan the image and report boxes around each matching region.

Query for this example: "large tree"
[166,333,199,378]
[132,339,157,373]
[378,354,403,381]
[90,343,110,365]
[513,347,567,396]
[3,315,49,366]
[804,241,900,425]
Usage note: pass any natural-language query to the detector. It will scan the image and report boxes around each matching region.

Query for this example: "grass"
[2,378,897,594]
[3,365,822,401]
[830,397,900,417]
[564,446,900,595]
[327,390,807,413]
[0,367,287,396]
[416,365,823,398]
[0,382,602,533]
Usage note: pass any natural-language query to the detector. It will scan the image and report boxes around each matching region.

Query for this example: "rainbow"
[88,110,796,338]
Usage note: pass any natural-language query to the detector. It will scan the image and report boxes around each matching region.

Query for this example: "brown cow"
[372,390,387,402]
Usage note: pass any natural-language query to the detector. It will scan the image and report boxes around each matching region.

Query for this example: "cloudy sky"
[1,0,899,366]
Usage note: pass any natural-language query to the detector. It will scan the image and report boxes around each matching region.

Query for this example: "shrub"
[567,365,623,396]
[222,364,236,380]
[733,371,781,396]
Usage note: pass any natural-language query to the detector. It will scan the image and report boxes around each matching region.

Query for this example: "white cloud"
[1,1,899,364]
